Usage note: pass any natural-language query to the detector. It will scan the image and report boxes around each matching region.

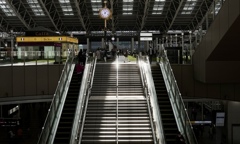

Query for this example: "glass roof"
[181,0,197,14]
[213,0,223,15]
[27,0,45,16]
[58,0,74,16]
[91,0,102,15]
[122,0,133,15]
[152,0,165,15]
[0,0,16,16]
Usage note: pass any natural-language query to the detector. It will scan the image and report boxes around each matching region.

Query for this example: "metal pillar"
[170,35,173,47]
[175,34,178,47]
[131,37,134,52]
[87,38,90,53]
[102,38,105,49]
[117,38,119,49]
[181,32,184,63]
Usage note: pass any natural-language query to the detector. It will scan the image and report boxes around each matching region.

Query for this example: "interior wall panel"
[37,66,48,95]
[220,0,229,40]
[25,67,37,96]
[12,67,25,96]
[0,67,12,97]
[228,0,240,26]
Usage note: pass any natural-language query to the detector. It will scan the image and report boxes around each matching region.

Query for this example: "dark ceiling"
[0,0,217,35]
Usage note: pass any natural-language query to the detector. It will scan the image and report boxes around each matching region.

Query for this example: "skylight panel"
[181,0,197,14]
[214,1,221,15]
[91,0,102,15]
[0,0,15,16]
[58,0,74,16]
[123,0,133,15]
[152,0,165,15]
[27,0,45,16]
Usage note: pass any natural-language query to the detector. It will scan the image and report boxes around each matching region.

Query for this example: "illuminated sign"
[16,36,78,43]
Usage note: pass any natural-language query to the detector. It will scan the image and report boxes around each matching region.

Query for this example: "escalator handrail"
[159,46,198,144]
[37,51,75,144]
[71,56,97,144]
[138,55,166,144]
[69,56,96,144]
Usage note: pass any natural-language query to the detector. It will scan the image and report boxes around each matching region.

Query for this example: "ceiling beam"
[74,0,87,31]
[109,0,115,33]
[140,0,150,31]
[79,1,93,33]
[167,0,184,32]
[162,0,183,33]
[38,0,59,32]
[193,0,215,31]
[0,17,12,32]
[41,0,67,32]
[5,0,32,29]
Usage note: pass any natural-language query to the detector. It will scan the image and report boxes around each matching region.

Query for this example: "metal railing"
[159,48,198,144]
[138,55,166,144]
[0,51,74,66]
[37,51,75,144]
[71,56,97,144]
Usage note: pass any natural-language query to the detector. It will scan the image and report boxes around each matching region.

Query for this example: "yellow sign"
[16,36,78,43]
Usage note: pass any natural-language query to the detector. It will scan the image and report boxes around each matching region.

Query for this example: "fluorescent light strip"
[27,0,45,16]
[91,0,102,15]
[123,0,133,14]
[0,0,15,16]
[181,0,197,14]
[152,0,165,15]
[58,0,74,16]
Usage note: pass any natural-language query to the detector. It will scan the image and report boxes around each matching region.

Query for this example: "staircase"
[81,63,153,144]
[118,64,153,144]
[54,68,81,144]
[151,65,178,144]
[82,64,117,143]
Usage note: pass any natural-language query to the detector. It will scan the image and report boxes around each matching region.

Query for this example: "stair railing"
[37,51,75,144]
[71,56,97,144]
[138,55,166,144]
[159,45,198,144]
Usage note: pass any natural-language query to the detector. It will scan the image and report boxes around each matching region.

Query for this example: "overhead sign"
[16,36,78,43]
[140,37,153,41]
[140,33,152,37]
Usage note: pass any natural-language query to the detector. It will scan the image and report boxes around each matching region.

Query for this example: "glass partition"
[37,51,75,144]
[0,51,71,66]
[138,55,166,144]
[159,45,198,144]
[71,56,97,144]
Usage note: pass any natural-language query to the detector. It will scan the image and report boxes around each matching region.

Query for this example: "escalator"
[53,67,81,144]
[81,63,153,144]
[151,65,178,144]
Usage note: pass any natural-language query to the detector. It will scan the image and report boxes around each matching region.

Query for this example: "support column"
[87,38,90,53]
[145,41,149,54]
[182,32,184,63]
[170,35,173,47]
[199,25,203,42]
[189,31,192,63]
[131,37,134,52]
[206,14,209,30]
[155,38,158,53]
[102,38,105,49]
[175,34,178,47]
[117,38,119,49]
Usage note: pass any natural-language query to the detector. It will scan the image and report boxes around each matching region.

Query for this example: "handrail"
[37,51,75,144]
[159,46,198,144]
[69,56,95,144]
[72,56,97,144]
[138,55,166,144]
